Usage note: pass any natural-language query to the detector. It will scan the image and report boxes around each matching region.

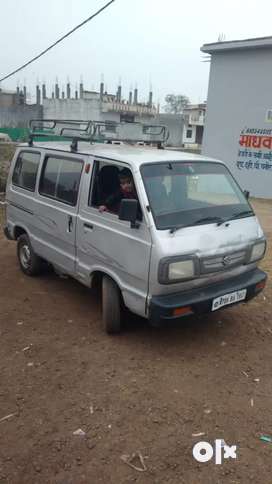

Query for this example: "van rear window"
[12,151,40,191]
[39,156,83,206]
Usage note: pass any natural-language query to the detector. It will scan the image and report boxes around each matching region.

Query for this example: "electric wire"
[0,0,116,83]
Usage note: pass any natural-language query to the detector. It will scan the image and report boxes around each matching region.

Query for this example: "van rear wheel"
[17,234,42,276]
[102,276,121,334]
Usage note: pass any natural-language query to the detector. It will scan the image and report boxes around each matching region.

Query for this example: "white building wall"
[43,99,184,145]
[43,98,155,124]
[154,114,183,146]
[202,48,272,198]
[43,99,101,121]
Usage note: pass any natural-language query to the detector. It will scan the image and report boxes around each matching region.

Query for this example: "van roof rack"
[28,119,169,152]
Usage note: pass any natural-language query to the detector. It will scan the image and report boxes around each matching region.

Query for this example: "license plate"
[212,289,247,311]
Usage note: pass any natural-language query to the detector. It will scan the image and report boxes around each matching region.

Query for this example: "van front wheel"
[102,276,121,334]
[17,234,42,276]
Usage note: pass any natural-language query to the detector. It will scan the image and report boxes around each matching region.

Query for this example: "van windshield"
[141,161,253,230]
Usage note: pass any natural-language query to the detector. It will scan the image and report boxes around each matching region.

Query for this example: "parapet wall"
[0,105,43,128]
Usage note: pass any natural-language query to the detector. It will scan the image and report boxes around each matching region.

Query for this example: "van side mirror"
[244,190,250,200]
[119,199,139,228]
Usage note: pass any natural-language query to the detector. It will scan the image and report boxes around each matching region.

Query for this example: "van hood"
[154,216,264,257]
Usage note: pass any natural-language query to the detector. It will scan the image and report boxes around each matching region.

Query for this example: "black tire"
[102,276,121,334]
[17,234,43,276]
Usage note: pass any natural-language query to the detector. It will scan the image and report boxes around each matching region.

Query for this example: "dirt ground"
[0,199,271,484]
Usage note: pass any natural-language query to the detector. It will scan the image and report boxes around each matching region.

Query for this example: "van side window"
[12,151,40,191]
[39,156,83,206]
[89,160,142,220]
[90,161,120,210]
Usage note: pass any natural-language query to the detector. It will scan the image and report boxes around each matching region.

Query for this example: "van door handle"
[84,222,94,231]
[68,215,73,232]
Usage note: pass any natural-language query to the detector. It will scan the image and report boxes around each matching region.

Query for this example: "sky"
[1,0,272,108]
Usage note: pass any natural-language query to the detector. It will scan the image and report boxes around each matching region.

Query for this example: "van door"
[6,149,42,239]
[33,152,84,273]
[76,159,152,318]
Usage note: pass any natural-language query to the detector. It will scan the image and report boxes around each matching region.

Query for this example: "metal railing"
[28,119,169,151]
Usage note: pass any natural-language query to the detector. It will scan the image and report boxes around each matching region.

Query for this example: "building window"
[266,109,272,122]
[186,129,193,139]
[39,156,83,206]
[120,114,135,123]
[89,160,142,220]
[12,151,40,191]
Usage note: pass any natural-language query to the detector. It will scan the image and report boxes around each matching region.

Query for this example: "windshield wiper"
[169,211,254,234]
[217,210,254,226]
[169,216,224,234]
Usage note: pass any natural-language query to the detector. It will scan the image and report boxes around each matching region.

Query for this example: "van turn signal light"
[255,281,266,292]
[173,306,192,317]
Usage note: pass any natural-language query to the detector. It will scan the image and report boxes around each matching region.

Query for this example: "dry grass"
[0,143,16,191]
[0,202,6,228]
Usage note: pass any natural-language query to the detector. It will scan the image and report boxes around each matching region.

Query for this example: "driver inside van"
[99,168,142,219]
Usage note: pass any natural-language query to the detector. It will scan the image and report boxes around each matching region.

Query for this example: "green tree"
[164,94,190,114]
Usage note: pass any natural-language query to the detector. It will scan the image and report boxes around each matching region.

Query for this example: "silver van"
[4,120,267,333]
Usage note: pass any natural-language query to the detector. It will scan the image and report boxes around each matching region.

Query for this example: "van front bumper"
[149,268,267,322]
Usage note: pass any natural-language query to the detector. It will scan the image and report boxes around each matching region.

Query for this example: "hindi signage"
[237,127,272,172]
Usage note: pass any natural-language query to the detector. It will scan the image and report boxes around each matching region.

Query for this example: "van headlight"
[249,240,266,262]
[158,256,199,284]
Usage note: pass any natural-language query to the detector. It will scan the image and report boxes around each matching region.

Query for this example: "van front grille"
[200,249,249,274]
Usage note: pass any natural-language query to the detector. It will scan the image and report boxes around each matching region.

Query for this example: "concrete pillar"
[100,82,104,100]
[66,83,71,99]
[55,83,60,99]
[117,85,122,102]
[23,86,27,104]
[36,85,41,105]
[133,88,138,105]
[79,82,84,99]
[42,84,46,100]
